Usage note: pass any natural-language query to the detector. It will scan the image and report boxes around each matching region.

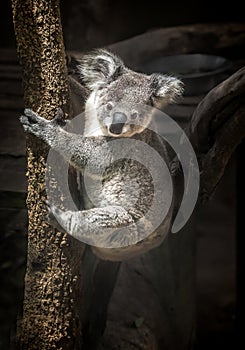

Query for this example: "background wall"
[1,0,244,50]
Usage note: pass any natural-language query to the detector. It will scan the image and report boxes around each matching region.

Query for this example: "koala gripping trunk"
[12,0,84,349]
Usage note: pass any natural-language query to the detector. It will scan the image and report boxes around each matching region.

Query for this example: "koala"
[20,49,183,261]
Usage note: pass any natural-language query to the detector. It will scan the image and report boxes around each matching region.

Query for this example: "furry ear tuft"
[77,49,125,91]
[150,73,184,103]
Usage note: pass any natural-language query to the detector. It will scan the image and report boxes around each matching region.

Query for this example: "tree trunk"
[12,1,85,348]
[12,2,121,348]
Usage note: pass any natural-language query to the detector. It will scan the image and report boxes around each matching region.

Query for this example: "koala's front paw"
[20,108,68,139]
[20,108,51,138]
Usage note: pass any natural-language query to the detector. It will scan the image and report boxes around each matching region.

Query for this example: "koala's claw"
[46,199,51,210]
[45,200,66,232]
[52,107,67,127]
[46,199,59,216]
[55,107,64,119]
[46,200,62,221]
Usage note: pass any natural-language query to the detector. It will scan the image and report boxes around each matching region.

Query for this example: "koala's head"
[78,49,183,137]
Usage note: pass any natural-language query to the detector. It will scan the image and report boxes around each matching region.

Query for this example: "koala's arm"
[20,108,108,170]
[47,201,138,248]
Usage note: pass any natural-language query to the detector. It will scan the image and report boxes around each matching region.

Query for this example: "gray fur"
[20,49,183,259]
[78,49,125,91]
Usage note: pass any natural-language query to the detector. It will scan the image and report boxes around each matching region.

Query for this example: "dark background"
[1,0,244,50]
[0,0,244,349]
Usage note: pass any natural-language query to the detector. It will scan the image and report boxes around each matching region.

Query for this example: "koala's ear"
[150,73,184,104]
[77,49,125,90]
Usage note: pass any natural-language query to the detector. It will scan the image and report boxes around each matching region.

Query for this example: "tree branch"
[67,22,245,69]
[188,67,245,201]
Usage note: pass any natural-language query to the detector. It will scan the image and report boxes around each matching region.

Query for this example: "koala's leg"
[47,201,138,248]
[20,108,108,170]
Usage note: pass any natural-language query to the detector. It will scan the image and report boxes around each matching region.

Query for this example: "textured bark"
[12,1,84,349]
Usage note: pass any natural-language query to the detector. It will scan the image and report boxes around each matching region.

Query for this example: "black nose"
[113,112,127,124]
[109,112,127,135]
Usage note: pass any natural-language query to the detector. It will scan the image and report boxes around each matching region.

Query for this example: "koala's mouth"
[109,123,125,135]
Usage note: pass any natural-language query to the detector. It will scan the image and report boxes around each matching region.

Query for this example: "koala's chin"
[107,125,143,138]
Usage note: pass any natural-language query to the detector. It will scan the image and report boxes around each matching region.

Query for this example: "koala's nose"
[112,112,127,124]
[109,112,127,135]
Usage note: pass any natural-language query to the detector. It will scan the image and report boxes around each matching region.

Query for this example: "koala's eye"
[106,103,113,111]
[131,112,138,120]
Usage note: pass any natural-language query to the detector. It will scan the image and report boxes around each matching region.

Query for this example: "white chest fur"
[84,91,104,137]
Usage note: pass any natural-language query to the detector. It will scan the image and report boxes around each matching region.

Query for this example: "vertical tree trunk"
[12,1,84,348]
